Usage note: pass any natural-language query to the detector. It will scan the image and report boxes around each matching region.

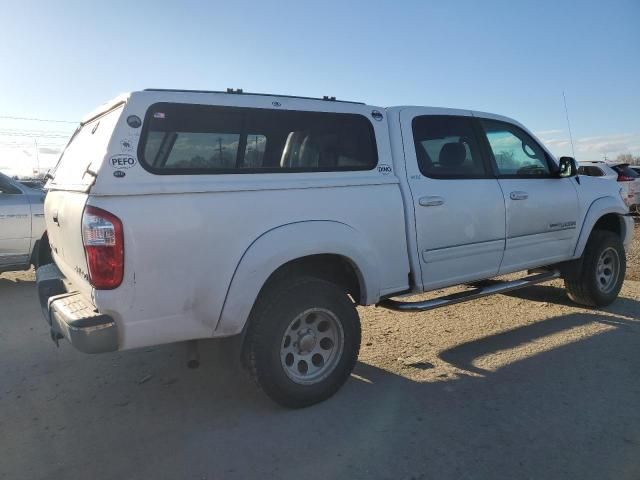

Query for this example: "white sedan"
[578,161,640,213]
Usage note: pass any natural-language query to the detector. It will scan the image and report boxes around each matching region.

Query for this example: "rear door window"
[139,103,378,174]
[411,115,489,178]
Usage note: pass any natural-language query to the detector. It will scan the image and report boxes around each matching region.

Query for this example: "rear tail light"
[617,174,635,182]
[82,206,124,289]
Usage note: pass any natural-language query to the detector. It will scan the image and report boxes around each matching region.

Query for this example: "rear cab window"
[138,103,378,174]
[49,104,125,189]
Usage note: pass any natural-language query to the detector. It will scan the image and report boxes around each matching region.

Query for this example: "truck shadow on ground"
[2,279,640,479]
[438,309,638,375]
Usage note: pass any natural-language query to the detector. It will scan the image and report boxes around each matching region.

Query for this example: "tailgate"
[45,190,92,297]
[45,103,125,296]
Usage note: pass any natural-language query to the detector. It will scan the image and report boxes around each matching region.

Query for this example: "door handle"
[509,191,529,201]
[52,210,59,225]
[419,196,445,207]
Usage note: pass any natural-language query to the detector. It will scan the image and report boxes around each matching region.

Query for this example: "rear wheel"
[244,277,361,408]
[564,230,626,307]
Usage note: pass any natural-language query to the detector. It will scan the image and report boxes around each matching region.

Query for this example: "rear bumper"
[36,263,118,353]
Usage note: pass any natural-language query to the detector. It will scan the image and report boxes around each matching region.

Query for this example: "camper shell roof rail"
[143,88,365,105]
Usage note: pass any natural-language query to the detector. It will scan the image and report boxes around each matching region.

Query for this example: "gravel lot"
[1,228,639,480]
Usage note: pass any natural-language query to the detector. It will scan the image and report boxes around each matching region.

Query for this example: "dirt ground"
[1,228,639,480]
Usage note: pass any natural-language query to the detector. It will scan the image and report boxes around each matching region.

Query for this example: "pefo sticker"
[110,154,137,169]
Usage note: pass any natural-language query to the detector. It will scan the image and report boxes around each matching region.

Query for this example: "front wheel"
[564,230,626,307]
[244,277,361,408]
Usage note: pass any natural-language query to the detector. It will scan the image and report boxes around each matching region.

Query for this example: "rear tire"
[244,276,361,408]
[564,230,626,307]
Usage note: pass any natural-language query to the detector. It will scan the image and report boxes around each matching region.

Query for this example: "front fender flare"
[573,196,630,257]
[215,220,381,336]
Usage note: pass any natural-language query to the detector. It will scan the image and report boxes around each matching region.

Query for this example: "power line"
[0,114,77,124]
[0,142,66,147]
[0,132,70,139]
[0,127,75,135]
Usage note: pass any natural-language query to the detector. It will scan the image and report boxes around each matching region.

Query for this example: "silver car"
[0,171,49,273]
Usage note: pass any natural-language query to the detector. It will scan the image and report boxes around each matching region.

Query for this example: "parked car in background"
[578,161,640,212]
[0,171,51,273]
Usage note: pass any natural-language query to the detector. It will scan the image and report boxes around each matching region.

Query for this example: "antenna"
[562,91,576,158]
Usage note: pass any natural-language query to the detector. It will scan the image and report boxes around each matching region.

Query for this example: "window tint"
[139,103,377,173]
[578,166,604,177]
[244,134,267,168]
[411,115,488,178]
[480,119,551,177]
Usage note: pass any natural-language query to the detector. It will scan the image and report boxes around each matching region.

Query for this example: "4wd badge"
[110,155,137,169]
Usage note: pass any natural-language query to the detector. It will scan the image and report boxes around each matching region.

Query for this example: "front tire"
[564,230,626,307]
[244,277,361,408]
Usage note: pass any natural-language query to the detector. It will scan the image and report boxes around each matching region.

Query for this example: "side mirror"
[558,156,578,178]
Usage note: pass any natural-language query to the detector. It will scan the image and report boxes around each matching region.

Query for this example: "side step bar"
[377,270,560,312]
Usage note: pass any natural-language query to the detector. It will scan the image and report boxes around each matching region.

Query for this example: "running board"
[377,270,560,312]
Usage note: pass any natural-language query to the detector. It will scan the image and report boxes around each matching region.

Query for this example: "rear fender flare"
[215,221,380,336]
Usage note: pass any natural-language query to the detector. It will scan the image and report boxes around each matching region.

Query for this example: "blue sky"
[1,0,638,175]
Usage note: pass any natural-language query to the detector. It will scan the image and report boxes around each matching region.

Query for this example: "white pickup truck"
[37,89,634,408]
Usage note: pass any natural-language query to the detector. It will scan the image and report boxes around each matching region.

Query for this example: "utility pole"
[34,138,40,175]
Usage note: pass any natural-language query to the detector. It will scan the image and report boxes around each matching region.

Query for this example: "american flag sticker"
[154,112,166,119]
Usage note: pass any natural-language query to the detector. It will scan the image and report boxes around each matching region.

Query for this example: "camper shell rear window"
[137,103,378,174]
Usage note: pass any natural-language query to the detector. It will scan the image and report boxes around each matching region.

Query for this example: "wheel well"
[593,213,623,237]
[261,254,363,305]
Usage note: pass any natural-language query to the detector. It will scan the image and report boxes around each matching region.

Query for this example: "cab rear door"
[399,108,506,291]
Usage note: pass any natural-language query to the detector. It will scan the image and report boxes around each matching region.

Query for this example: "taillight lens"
[617,174,635,182]
[82,206,124,289]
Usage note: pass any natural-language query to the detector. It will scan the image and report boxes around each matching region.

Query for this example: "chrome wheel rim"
[280,308,344,385]
[596,247,620,294]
